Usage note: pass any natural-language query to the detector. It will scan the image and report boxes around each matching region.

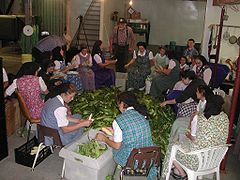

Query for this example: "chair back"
[37,124,63,147]
[123,146,160,176]
[194,145,230,172]
[15,90,40,124]
[209,63,230,88]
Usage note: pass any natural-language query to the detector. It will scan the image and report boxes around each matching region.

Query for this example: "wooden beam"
[213,0,240,6]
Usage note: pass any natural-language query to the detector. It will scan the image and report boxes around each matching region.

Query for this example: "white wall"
[129,0,206,46]
[202,0,240,62]
[70,0,92,38]
[101,0,125,47]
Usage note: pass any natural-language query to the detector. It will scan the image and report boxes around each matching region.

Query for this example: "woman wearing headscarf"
[125,41,154,91]
[91,40,116,89]
[72,43,95,90]
[5,62,48,119]
[52,46,83,91]
[95,91,157,180]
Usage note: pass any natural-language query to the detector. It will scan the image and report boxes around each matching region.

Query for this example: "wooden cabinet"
[127,19,150,45]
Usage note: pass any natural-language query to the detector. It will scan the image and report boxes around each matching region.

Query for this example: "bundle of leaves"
[70,88,175,156]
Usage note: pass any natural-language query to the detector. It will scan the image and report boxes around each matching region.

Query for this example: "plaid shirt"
[113,109,156,179]
[113,109,153,164]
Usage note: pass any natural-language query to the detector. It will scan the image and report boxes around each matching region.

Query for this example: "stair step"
[86,11,100,16]
[82,30,99,35]
[89,6,100,11]
[84,22,100,26]
[79,34,99,39]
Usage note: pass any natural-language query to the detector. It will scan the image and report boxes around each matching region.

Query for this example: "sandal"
[170,168,188,180]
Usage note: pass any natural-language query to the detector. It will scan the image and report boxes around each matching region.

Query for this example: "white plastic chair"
[165,144,230,180]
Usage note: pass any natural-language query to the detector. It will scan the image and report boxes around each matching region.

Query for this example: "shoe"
[170,168,187,180]
[127,88,134,91]
[139,86,145,91]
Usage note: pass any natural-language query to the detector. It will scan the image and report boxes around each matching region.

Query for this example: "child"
[179,56,189,73]
[187,85,212,141]
[151,47,169,78]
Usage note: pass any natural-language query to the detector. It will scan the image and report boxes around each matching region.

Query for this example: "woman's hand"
[95,133,107,142]
[80,119,93,127]
[124,64,129,69]
[186,132,196,141]
[111,60,117,64]
[160,101,167,107]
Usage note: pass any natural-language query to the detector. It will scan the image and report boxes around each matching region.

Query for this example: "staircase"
[71,0,101,51]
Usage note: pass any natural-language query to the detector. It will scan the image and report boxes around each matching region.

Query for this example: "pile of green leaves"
[70,88,176,156]
[77,140,108,159]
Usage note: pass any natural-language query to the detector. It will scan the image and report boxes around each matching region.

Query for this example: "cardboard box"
[5,98,22,136]
[59,130,116,180]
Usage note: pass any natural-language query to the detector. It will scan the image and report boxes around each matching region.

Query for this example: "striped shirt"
[35,35,66,52]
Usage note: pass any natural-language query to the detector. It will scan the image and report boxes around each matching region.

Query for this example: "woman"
[179,56,189,73]
[160,70,206,110]
[73,44,95,90]
[2,67,9,89]
[40,83,92,146]
[38,59,62,91]
[91,40,116,89]
[5,62,48,119]
[95,91,157,180]
[193,55,212,85]
[125,41,153,91]
[161,93,228,179]
[187,85,214,141]
[150,46,169,78]
[52,46,83,91]
[150,51,180,98]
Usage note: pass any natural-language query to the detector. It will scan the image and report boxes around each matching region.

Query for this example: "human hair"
[80,43,88,52]
[188,38,195,43]
[116,91,148,118]
[197,85,214,101]
[137,41,146,49]
[16,62,40,78]
[180,56,187,63]
[181,70,196,80]
[196,55,209,67]
[159,46,166,51]
[91,40,103,56]
[39,59,55,72]
[55,83,77,95]
[204,95,224,119]
[52,46,64,61]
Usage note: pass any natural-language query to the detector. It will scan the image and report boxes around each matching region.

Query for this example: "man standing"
[183,38,199,63]
[109,18,135,72]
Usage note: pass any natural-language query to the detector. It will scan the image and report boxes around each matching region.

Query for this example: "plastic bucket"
[21,54,32,63]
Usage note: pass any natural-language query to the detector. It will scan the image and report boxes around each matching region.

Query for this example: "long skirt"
[94,68,115,89]
[78,67,95,90]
